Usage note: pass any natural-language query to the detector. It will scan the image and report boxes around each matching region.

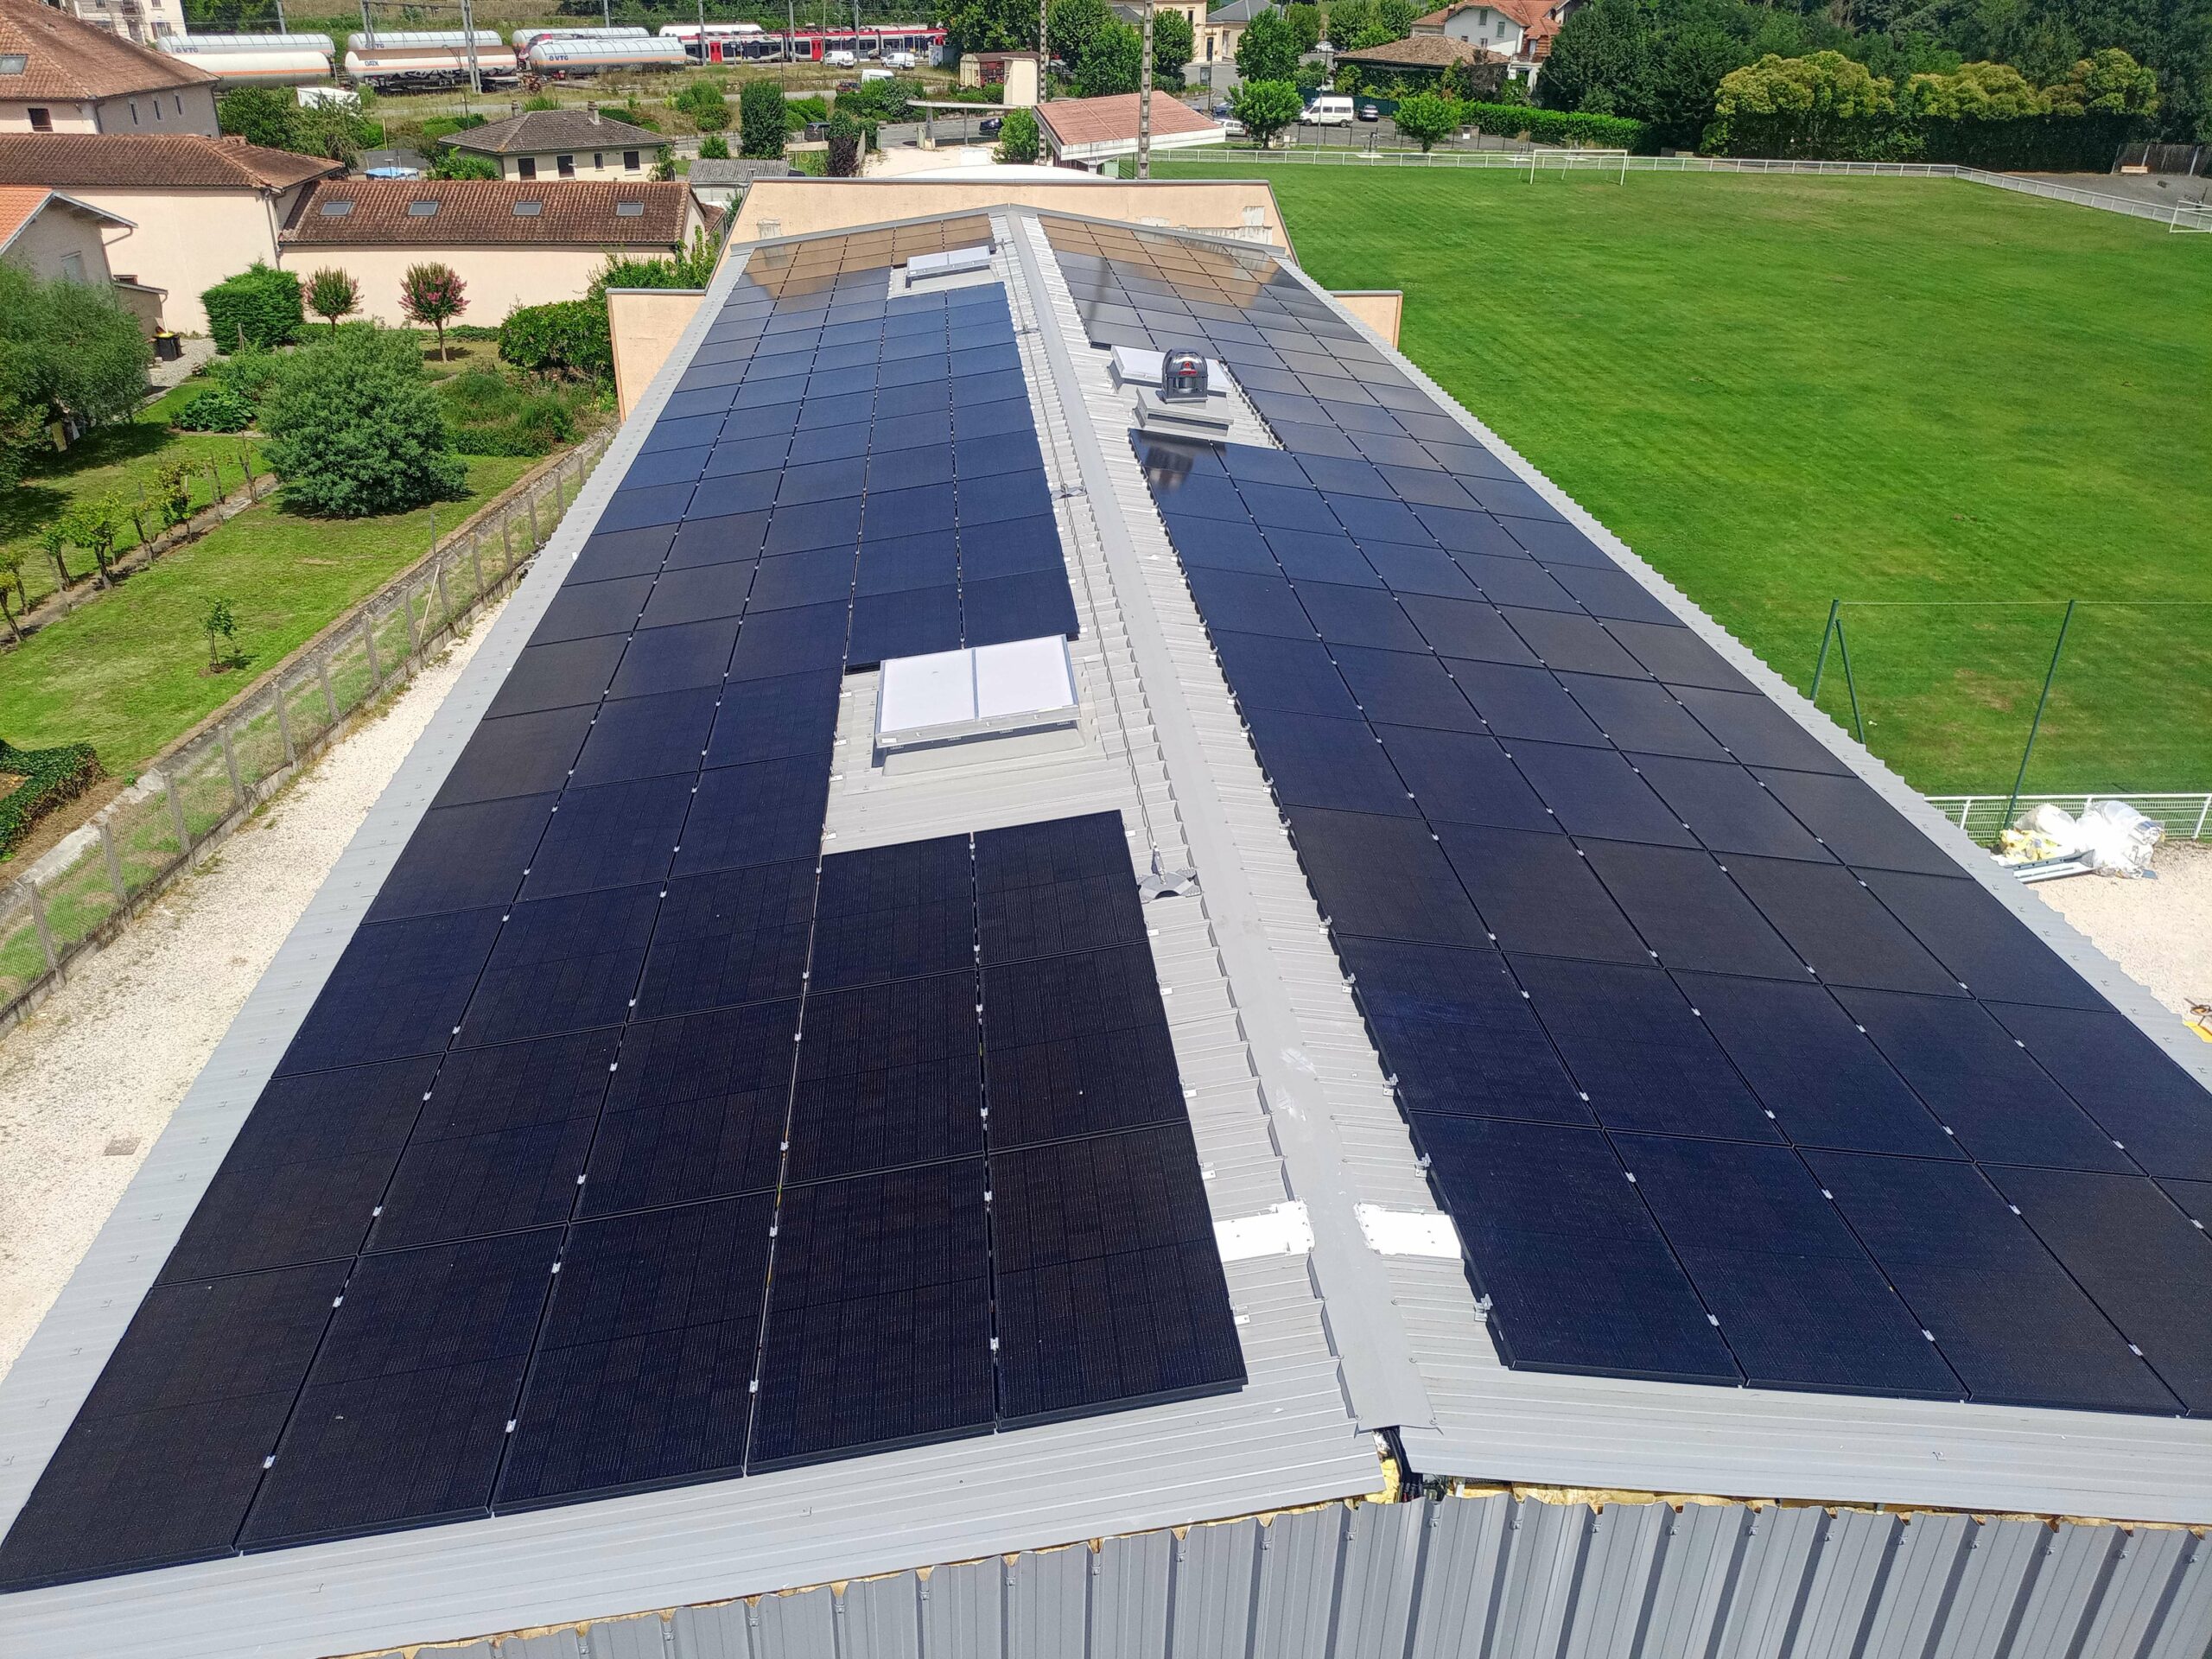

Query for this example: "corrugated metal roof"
[5,204,2212,1659]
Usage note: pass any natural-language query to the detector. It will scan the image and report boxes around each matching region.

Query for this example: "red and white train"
[655,22,946,66]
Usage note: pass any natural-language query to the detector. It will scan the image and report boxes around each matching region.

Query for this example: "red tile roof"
[0,132,339,190]
[447,108,664,156]
[283,179,695,247]
[0,181,47,247]
[1410,0,1563,53]
[0,0,216,101]
[1036,92,1220,151]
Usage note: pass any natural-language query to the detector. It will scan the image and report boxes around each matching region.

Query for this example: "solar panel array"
[0,222,1237,1592]
[1040,216,2212,1419]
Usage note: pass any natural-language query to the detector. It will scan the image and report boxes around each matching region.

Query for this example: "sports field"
[1156,166,2212,794]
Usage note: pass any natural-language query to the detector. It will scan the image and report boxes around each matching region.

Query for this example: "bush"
[260,327,466,516]
[210,345,283,402]
[994,106,1040,164]
[202,261,303,353]
[784,93,830,130]
[1459,100,1651,149]
[173,386,256,432]
[498,299,613,379]
[0,738,100,861]
[1231,79,1306,147]
[741,80,788,158]
[827,109,864,176]
[0,264,149,482]
[435,367,577,455]
[217,85,296,149]
[698,130,730,159]
[672,79,731,131]
[431,150,501,181]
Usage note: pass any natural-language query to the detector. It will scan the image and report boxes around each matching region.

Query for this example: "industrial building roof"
[0,203,2207,1659]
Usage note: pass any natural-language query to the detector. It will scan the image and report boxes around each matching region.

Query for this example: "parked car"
[824,48,856,67]
[1358,102,1380,122]
[978,114,1003,136]
[834,79,859,92]
[1305,93,1355,126]
[885,50,917,68]
[1216,115,1244,137]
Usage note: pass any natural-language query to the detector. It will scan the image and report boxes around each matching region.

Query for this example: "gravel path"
[0,601,505,1381]
[2031,838,2212,1028]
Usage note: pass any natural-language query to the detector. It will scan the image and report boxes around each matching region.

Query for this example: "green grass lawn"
[3,404,267,613]
[0,455,535,777]
[1159,165,2212,793]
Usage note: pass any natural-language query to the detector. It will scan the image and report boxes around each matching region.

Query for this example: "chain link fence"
[1928,791,2212,846]
[0,428,613,1033]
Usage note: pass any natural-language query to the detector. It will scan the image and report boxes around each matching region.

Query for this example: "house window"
[624,149,640,169]
[615,200,645,217]
[556,153,575,177]
[0,54,28,73]
[593,151,603,168]
[406,200,439,217]
[60,251,84,282]
[175,95,183,115]
[27,107,50,131]
[130,100,139,124]
[517,156,537,179]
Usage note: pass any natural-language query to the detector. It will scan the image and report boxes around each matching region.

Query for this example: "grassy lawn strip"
[0,455,535,777]
[3,408,267,613]
[1157,166,2212,792]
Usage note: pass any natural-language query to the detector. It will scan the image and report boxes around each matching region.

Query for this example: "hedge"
[498,300,612,380]
[173,387,255,433]
[0,738,101,861]
[1703,110,2141,168]
[200,262,303,354]
[1459,103,1653,151]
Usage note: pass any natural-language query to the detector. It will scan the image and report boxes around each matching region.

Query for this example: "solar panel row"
[1045,217,2212,1420]
[0,228,1230,1593]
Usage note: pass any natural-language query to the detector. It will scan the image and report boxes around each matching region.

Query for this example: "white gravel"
[2031,838,2212,1029]
[0,601,505,1382]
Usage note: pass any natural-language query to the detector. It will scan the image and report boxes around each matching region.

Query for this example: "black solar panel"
[1077,201,2212,1413]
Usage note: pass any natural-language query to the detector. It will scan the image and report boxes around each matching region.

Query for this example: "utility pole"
[274,0,288,33]
[1138,0,1153,177]
[457,0,482,99]
[359,0,374,50]
[1039,0,1048,102]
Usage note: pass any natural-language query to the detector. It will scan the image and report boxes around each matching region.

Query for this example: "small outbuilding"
[1034,92,1224,171]
[439,107,668,183]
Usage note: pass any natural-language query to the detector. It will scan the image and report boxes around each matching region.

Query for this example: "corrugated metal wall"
[365,1488,2212,1659]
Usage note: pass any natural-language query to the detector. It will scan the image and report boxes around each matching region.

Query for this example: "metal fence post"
[166,771,188,856]
[1808,598,1840,700]
[1834,620,1866,745]
[319,657,337,721]
[101,820,124,904]
[29,884,55,973]
[2196,796,2210,841]
[435,562,452,634]
[470,530,486,601]
[502,512,514,571]
[2002,599,2076,830]
[275,684,294,766]
[402,585,421,657]
[220,728,245,806]
[362,611,382,686]
[527,486,542,550]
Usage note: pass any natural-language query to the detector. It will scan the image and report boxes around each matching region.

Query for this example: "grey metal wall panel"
[2014,1526,2125,1659]
[918,1557,1001,1659]
[593,1612,670,1659]
[1408,1486,1510,1659]
[1092,1528,1173,1659]
[1792,1510,1903,1659]
[1928,1518,2046,1659]
[1007,1546,1088,1658]
[1333,1497,1423,1659]
[503,1631,585,1659]
[1718,1503,1828,1659]
[1560,1497,1670,1659]
[2140,1537,2212,1659]
[1171,1514,1262,1656]
[1488,1497,1588,1659]
[2081,1527,2195,1659]
[837,1576,919,1659]
[1859,1511,1973,1659]
[1643,1500,1756,1659]
[671,1600,751,1659]
[1249,1506,1344,1659]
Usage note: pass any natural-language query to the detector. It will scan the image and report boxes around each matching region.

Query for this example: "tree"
[827,108,865,175]
[398,263,467,362]
[1395,90,1464,148]
[153,459,194,529]
[1376,0,1418,36]
[0,546,25,642]
[306,267,361,334]
[59,495,124,588]
[2044,46,2159,114]
[292,94,378,166]
[698,130,731,159]
[260,327,466,517]
[995,105,1041,162]
[1536,0,1653,114]
[1707,51,1896,155]
[216,85,296,149]
[431,149,501,180]
[1232,77,1306,145]
[1074,20,1144,94]
[673,79,732,131]
[202,596,239,672]
[740,80,788,159]
[1908,59,2049,115]
[0,264,150,484]
[651,143,676,181]
[499,299,612,379]
[1236,10,1306,81]
[1282,3,1323,53]
[944,0,1037,56]
[1154,8,1196,80]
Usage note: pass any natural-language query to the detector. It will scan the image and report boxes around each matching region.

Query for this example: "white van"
[861,65,893,81]
[1305,93,1355,126]
[823,48,856,67]
[885,49,917,68]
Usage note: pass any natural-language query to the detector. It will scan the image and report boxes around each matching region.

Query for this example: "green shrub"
[672,79,731,131]
[499,299,613,379]
[173,386,256,432]
[210,346,283,402]
[435,367,577,455]
[0,738,100,861]
[698,130,730,159]
[261,326,465,516]
[201,261,303,353]
[827,109,864,176]
[994,106,1039,164]
[782,93,829,130]
[1458,101,1651,149]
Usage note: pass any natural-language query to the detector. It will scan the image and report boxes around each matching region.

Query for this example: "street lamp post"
[1138,0,1153,179]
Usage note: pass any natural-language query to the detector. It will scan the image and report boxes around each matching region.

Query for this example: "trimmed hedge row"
[1705,110,2142,168]
[0,739,101,861]
[1459,103,1654,152]
[201,263,303,355]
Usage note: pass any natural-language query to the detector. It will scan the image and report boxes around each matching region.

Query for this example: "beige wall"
[0,84,217,136]
[608,286,706,419]
[58,183,289,334]
[1,200,114,288]
[57,0,188,46]
[734,177,1292,257]
[287,242,684,328]
[1332,289,1402,346]
[497,146,657,182]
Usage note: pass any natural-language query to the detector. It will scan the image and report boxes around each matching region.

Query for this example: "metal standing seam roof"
[1,205,2209,1659]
